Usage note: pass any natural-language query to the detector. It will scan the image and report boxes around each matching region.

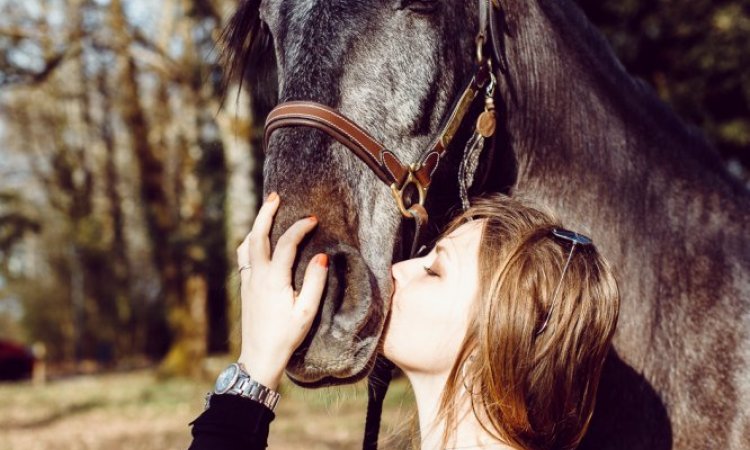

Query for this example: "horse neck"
[495,0,749,234]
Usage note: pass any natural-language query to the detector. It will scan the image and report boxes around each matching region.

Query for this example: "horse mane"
[219,0,277,106]
[536,0,728,175]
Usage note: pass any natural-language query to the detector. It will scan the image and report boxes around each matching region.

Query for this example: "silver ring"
[238,264,252,275]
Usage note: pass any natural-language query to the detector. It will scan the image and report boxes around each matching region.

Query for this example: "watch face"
[214,364,239,394]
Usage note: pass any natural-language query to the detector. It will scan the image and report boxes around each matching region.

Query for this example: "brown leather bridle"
[262,1,503,448]
[264,63,490,217]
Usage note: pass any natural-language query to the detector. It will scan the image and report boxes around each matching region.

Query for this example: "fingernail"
[316,254,328,268]
[266,192,279,203]
[308,215,318,223]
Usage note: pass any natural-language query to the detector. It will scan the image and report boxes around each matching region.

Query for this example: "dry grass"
[0,368,415,450]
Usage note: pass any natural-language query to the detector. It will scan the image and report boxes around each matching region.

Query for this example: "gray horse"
[223,0,750,448]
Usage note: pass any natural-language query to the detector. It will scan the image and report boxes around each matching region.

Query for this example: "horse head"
[223,0,493,386]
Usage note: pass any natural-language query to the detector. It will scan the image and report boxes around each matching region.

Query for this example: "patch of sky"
[0,0,40,24]
[45,0,66,30]
[7,40,45,72]
[123,0,160,36]
[169,38,186,60]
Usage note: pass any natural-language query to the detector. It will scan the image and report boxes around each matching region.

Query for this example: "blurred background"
[0,0,748,448]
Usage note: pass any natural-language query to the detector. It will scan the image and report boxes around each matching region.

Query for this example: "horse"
[221,0,750,448]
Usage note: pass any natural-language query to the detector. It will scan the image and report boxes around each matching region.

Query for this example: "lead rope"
[364,356,395,450]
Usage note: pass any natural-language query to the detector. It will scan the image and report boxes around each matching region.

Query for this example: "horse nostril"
[311,243,376,337]
[329,251,349,316]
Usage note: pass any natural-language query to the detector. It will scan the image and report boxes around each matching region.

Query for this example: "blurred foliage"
[0,0,254,375]
[577,0,750,179]
[0,192,39,254]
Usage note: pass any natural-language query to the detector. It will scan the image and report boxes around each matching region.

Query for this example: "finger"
[248,192,280,264]
[270,216,318,281]
[236,233,251,270]
[294,254,329,324]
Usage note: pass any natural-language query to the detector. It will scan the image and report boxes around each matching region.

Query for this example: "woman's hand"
[236,192,328,390]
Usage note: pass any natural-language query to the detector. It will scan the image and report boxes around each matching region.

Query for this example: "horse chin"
[284,335,382,387]
[285,352,379,388]
[285,303,386,387]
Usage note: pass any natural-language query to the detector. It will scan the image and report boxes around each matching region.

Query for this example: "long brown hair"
[435,194,620,449]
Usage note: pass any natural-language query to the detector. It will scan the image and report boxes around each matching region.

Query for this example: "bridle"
[265,67,492,260]
[265,63,491,218]
[263,1,504,448]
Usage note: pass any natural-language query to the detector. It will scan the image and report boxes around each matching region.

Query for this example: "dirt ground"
[0,369,415,450]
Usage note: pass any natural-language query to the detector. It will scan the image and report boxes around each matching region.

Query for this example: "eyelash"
[399,0,439,14]
[423,265,439,277]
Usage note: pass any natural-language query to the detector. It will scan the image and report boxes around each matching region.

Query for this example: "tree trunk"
[111,0,205,377]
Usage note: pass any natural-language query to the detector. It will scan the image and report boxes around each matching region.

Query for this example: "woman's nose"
[391,257,422,287]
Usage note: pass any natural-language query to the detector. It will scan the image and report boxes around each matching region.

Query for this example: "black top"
[188,394,275,450]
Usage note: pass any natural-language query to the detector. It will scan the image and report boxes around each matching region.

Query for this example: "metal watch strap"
[229,374,281,411]
[210,363,281,412]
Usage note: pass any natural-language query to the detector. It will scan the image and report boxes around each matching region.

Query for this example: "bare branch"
[0,44,82,88]
[0,26,41,40]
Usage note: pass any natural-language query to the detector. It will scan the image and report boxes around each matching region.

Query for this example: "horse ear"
[220,0,272,90]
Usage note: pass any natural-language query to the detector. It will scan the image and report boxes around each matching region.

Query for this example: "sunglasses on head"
[536,228,594,335]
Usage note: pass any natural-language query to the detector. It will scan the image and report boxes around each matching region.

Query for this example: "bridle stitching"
[423,151,441,178]
[266,111,406,182]
[275,104,417,177]
[380,152,406,186]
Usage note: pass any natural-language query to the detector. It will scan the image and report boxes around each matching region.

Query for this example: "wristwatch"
[206,362,280,411]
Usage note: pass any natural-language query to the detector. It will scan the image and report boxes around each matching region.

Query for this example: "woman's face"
[383,220,483,376]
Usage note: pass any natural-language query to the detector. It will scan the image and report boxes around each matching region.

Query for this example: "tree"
[0,0,257,374]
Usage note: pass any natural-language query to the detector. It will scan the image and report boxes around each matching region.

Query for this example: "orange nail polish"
[316,254,328,268]
[267,192,279,203]
[309,215,318,223]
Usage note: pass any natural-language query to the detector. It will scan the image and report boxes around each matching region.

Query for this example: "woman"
[189,192,620,450]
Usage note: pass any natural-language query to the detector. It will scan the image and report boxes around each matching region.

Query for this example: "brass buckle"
[390,164,427,218]
[475,35,486,65]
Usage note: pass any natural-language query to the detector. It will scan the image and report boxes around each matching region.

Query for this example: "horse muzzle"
[285,241,386,386]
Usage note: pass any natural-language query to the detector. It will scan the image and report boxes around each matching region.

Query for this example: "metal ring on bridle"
[475,35,486,64]
[390,165,427,219]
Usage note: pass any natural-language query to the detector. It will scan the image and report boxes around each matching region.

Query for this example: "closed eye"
[423,266,439,277]
[397,0,439,14]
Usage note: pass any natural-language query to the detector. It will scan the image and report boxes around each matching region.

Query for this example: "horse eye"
[399,0,439,14]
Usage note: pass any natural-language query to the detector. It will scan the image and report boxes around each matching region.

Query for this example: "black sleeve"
[188,394,276,450]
